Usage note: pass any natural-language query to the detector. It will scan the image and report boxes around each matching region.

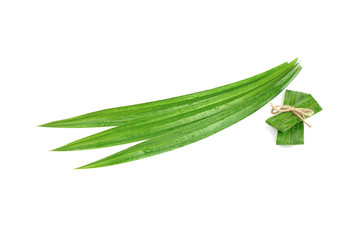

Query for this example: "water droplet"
[144,149,153,153]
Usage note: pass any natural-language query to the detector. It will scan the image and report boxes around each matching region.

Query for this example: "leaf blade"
[41,61,293,128]
[76,65,302,169]
[56,61,299,151]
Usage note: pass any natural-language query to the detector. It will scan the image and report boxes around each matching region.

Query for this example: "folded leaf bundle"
[42,59,302,169]
[266,92,322,132]
[276,90,308,145]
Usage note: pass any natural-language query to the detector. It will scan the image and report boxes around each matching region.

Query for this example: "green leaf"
[76,64,302,169]
[55,61,299,151]
[265,93,322,132]
[41,61,292,128]
[275,90,308,145]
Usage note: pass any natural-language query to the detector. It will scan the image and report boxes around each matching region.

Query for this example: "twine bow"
[270,102,314,127]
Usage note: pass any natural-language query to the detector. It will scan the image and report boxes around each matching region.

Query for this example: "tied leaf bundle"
[276,90,308,145]
[266,90,322,145]
[42,59,302,169]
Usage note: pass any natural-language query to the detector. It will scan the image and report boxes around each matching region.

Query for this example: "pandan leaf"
[266,93,322,132]
[276,90,308,145]
[55,61,299,151]
[41,61,292,128]
[76,64,302,169]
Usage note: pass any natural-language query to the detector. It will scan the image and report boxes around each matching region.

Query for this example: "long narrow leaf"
[77,64,302,169]
[41,61,292,128]
[55,61,299,151]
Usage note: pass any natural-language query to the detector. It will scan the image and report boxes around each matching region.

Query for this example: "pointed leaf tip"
[51,143,79,151]
[51,147,65,151]
[39,122,60,128]
[75,164,96,170]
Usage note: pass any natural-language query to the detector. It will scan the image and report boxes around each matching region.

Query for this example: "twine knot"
[270,102,314,127]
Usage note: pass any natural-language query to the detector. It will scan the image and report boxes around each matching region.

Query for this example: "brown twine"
[270,102,314,127]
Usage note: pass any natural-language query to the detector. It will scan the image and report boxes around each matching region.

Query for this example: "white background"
[1,1,359,239]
